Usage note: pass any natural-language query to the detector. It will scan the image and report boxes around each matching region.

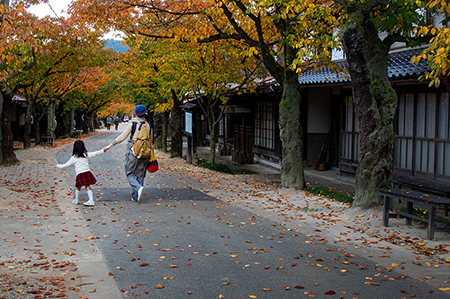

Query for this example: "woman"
[104,105,153,202]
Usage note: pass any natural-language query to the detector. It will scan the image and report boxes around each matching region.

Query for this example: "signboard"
[185,111,193,135]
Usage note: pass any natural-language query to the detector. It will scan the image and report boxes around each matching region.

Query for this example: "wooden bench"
[72,130,83,138]
[379,188,450,240]
[392,174,450,216]
[40,135,54,146]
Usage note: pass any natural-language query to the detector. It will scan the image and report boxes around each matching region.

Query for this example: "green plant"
[304,185,354,204]
[197,158,235,174]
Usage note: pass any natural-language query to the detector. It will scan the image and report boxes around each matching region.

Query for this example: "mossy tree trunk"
[0,91,18,165]
[153,112,163,149]
[197,94,221,164]
[170,89,182,157]
[279,67,305,189]
[161,111,169,153]
[23,100,33,149]
[208,118,217,164]
[340,10,397,208]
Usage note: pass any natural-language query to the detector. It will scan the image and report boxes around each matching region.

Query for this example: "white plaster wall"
[307,88,332,134]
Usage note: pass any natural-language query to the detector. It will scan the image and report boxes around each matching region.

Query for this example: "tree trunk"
[170,90,182,157]
[0,91,18,165]
[162,111,169,153]
[279,68,305,189]
[47,102,55,136]
[23,101,33,149]
[208,120,216,164]
[340,16,397,208]
[33,109,41,145]
[153,113,163,149]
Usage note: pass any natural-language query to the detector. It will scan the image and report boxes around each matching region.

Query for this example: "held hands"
[103,144,113,152]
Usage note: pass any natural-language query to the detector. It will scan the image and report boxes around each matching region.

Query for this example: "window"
[341,95,360,164]
[254,101,276,150]
[395,92,450,178]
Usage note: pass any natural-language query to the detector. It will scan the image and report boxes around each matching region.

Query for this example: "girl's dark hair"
[73,140,87,158]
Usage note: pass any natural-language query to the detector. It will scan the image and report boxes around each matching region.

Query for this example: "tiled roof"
[298,47,430,85]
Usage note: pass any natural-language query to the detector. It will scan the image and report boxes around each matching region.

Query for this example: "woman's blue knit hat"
[134,105,147,116]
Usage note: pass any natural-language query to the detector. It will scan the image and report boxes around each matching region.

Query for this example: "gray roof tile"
[299,47,430,85]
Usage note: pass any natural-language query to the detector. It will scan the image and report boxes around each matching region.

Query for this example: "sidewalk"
[196,146,355,197]
[0,135,119,299]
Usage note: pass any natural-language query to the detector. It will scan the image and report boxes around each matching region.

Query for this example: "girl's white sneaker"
[72,199,80,205]
[84,199,95,206]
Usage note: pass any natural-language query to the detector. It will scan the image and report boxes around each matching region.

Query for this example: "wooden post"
[383,194,390,227]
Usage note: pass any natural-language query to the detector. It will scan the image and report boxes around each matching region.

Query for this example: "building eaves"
[298,47,430,86]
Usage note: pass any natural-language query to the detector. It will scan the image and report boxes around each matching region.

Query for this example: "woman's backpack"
[131,121,152,159]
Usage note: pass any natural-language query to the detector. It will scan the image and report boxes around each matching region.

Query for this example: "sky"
[29,0,122,39]
[29,0,72,18]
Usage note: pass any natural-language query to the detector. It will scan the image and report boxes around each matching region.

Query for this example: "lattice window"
[341,95,360,163]
[254,101,276,150]
[395,92,450,178]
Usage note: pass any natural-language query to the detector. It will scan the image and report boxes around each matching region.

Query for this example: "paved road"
[55,128,450,299]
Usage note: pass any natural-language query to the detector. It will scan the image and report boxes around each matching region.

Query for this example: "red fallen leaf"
[55,293,67,297]
[86,219,91,221]
[222,281,230,286]
[264,266,270,269]
[291,263,297,267]
[316,259,325,262]
[28,290,40,294]
[213,251,217,254]
[131,258,136,261]
[325,290,336,295]
[294,286,305,289]
[89,289,96,293]
[187,263,192,266]
[140,263,149,267]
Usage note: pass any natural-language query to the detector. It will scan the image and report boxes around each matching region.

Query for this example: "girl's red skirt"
[75,171,97,188]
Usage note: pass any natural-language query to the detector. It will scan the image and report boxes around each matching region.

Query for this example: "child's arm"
[87,149,105,158]
[56,156,75,169]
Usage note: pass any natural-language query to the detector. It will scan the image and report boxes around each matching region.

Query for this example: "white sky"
[29,0,122,39]
[29,0,72,18]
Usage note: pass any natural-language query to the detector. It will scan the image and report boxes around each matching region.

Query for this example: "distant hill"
[105,39,129,53]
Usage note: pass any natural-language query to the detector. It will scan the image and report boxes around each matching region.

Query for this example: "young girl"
[56,140,107,206]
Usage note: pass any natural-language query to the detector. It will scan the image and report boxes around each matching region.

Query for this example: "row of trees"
[69,0,450,208]
[2,0,449,208]
[0,0,137,164]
